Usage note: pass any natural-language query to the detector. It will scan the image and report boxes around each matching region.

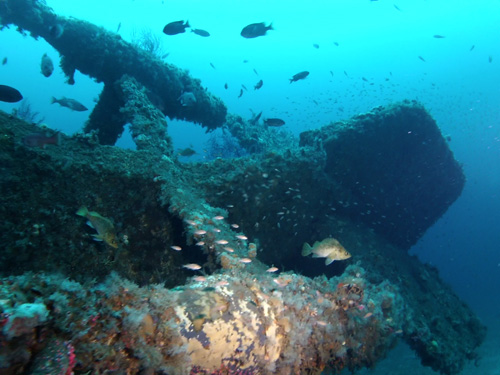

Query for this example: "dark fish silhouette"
[433,35,446,39]
[0,85,23,103]
[163,20,190,35]
[470,45,475,51]
[264,118,285,127]
[418,55,426,62]
[313,43,319,49]
[289,71,309,83]
[177,147,196,157]
[238,89,244,98]
[394,4,402,11]
[254,80,263,90]
[192,28,210,37]
[49,23,64,39]
[41,53,54,78]
[241,22,273,38]
[224,83,228,89]
[2,57,7,65]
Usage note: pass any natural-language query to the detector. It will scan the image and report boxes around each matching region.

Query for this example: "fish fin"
[301,243,312,256]
[186,20,190,28]
[91,234,103,242]
[325,257,335,265]
[50,96,57,104]
[76,206,88,217]
[312,254,322,258]
[268,22,274,30]
[86,220,95,229]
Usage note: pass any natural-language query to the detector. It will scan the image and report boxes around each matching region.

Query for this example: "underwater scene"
[1,0,499,374]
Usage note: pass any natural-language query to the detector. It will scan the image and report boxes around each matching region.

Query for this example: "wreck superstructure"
[0,1,485,374]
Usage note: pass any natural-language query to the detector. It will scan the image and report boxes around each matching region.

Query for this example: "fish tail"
[76,206,89,217]
[301,243,312,256]
[48,132,61,145]
[186,20,190,28]
[50,96,57,104]
[268,22,274,30]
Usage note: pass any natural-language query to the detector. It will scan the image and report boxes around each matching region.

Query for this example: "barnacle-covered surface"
[0,266,404,375]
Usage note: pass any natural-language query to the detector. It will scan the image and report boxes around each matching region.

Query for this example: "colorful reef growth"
[0,1,486,374]
[0,268,404,375]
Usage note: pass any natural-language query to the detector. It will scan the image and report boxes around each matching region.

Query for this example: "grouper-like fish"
[77,206,118,248]
[302,238,351,265]
[51,97,88,111]
[41,53,54,78]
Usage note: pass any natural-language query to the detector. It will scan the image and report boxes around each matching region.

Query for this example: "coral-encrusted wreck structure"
[0,1,485,374]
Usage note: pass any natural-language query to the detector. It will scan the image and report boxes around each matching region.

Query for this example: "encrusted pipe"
[0,266,403,374]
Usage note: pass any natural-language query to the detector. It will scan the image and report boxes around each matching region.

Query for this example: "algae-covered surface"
[0,103,484,375]
[0,1,492,374]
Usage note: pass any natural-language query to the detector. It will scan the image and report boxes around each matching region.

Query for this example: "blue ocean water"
[1,0,500,371]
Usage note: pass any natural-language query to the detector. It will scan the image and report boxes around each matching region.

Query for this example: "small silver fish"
[183,263,202,270]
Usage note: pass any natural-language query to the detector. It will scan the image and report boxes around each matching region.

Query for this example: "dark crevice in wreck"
[0,1,485,375]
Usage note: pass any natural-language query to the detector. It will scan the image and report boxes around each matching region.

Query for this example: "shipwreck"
[0,1,485,374]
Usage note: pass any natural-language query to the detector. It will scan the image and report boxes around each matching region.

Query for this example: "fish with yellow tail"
[301,238,351,265]
[76,206,118,248]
